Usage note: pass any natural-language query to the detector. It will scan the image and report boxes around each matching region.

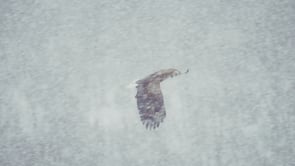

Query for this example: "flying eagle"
[135,68,187,129]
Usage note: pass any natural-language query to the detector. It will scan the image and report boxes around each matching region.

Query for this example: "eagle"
[135,68,188,129]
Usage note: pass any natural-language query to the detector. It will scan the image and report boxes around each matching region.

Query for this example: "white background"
[0,0,294,165]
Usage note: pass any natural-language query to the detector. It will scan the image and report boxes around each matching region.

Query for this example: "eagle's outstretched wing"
[135,68,181,129]
[136,82,166,129]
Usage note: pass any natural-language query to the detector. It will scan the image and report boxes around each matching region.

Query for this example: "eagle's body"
[135,69,181,129]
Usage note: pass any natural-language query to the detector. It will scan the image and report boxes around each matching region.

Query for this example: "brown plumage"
[135,69,182,129]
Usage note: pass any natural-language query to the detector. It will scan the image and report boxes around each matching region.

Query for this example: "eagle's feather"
[135,69,181,129]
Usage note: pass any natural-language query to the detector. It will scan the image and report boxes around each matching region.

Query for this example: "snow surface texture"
[0,0,295,166]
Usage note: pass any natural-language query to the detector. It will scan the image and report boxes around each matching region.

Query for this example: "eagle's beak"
[171,69,188,78]
[184,69,189,74]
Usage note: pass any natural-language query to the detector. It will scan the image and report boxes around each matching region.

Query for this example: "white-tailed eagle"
[135,68,187,129]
